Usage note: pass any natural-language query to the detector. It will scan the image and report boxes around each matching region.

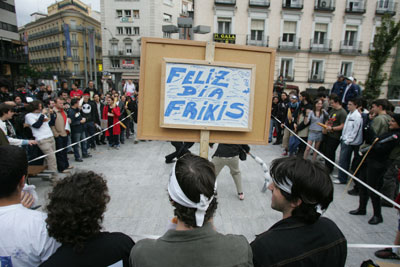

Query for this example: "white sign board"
[160,58,255,132]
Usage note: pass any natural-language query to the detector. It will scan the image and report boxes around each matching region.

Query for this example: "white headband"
[168,162,216,227]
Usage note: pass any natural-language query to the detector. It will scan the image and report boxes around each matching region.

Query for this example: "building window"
[163,13,172,22]
[125,43,132,55]
[125,27,132,35]
[71,33,77,42]
[217,18,231,34]
[133,10,140,18]
[116,10,122,17]
[133,27,140,35]
[280,58,294,80]
[112,59,120,68]
[164,0,173,6]
[72,49,78,57]
[124,10,131,17]
[74,63,79,73]
[340,62,353,77]
[250,19,264,41]
[163,32,171,38]
[70,20,76,27]
[311,60,323,79]
[344,25,358,46]
[282,21,296,43]
[313,23,327,45]
[117,27,123,35]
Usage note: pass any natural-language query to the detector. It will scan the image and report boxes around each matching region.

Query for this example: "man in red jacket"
[103,96,120,149]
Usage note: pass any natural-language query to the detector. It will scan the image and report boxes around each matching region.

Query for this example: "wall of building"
[0,0,19,41]
[193,0,399,97]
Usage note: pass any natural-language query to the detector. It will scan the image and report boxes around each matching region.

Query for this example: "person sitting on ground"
[0,146,60,266]
[251,157,347,267]
[130,153,253,267]
[40,171,134,267]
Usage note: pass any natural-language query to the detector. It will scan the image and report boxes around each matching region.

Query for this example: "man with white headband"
[130,153,253,267]
[251,157,347,267]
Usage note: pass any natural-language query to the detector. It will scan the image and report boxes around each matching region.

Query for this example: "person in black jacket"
[68,99,91,162]
[251,157,347,267]
[81,93,97,150]
[211,144,250,200]
[269,96,280,143]
[274,92,288,145]
[93,94,106,145]
[349,113,400,225]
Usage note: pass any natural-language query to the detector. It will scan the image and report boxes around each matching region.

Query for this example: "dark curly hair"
[171,153,218,228]
[46,171,110,251]
[270,157,333,224]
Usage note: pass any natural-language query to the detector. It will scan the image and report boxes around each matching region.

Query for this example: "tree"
[364,15,400,101]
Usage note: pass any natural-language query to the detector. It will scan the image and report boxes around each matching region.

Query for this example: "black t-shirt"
[40,232,134,267]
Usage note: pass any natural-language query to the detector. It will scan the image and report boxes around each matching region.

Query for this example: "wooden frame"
[159,57,256,132]
[137,37,275,145]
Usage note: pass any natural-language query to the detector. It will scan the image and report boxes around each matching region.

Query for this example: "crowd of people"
[0,78,139,180]
[1,72,400,266]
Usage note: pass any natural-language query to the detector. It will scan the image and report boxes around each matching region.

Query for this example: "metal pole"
[83,28,88,86]
[88,29,93,82]
[94,31,98,91]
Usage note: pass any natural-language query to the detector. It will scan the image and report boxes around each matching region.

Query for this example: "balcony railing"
[278,69,295,82]
[278,37,301,51]
[72,56,80,61]
[310,39,332,53]
[62,40,79,47]
[282,0,303,9]
[246,35,269,47]
[314,0,335,11]
[249,0,270,7]
[108,50,141,57]
[308,71,325,83]
[214,0,236,5]
[376,0,397,15]
[340,40,362,54]
[28,28,60,41]
[345,0,366,13]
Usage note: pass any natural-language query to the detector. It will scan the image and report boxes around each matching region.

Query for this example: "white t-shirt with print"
[25,113,53,141]
[0,204,60,267]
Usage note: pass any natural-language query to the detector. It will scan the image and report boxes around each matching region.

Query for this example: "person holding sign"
[211,144,250,200]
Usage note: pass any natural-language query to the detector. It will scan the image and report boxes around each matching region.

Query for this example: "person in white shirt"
[0,146,60,266]
[335,98,363,184]
[123,79,136,95]
[25,100,57,176]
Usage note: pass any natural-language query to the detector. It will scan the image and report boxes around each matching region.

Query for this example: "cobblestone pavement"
[31,139,399,267]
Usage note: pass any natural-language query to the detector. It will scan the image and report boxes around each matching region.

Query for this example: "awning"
[122,72,139,80]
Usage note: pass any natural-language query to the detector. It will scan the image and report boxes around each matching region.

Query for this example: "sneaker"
[375,248,400,260]
[134,140,139,144]
[347,188,359,196]
[82,154,92,158]
[113,145,120,150]
[333,179,346,184]
[238,192,244,200]
[75,158,83,162]
[282,151,288,156]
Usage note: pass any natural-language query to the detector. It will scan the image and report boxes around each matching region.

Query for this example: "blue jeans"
[338,141,359,183]
[108,135,120,147]
[84,121,96,148]
[71,131,88,160]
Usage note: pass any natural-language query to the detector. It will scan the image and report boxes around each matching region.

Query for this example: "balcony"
[62,40,79,47]
[246,35,269,47]
[249,0,270,7]
[308,71,325,83]
[72,56,80,61]
[278,69,295,82]
[345,0,366,14]
[278,37,301,51]
[108,50,124,56]
[340,40,362,55]
[214,0,236,5]
[376,0,397,15]
[310,39,332,53]
[282,0,303,9]
[314,0,335,11]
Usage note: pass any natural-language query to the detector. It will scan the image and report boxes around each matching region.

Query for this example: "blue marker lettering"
[182,71,196,84]
[166,67,187,83]
[226,103,244,119]
[183,102,197,119]
[198,86,208,97]
[203,104,220,121]
[177,86,197,96]
[165,100,185,117]
[206,69,215,84]
[197,101,208,120]
[211,70,229,88]
[208,88,223,99]
[194,71,205,84]
[217,101,228,120]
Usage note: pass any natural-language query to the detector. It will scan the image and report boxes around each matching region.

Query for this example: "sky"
[15,0,100,27]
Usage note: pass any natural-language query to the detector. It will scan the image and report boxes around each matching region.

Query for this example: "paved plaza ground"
[31,139,399,267]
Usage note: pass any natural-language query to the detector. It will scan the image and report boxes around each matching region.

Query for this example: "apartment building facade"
[194,0,399,97]
[0,0,28,81]
[23,0,102,87]
[100,0,186,87]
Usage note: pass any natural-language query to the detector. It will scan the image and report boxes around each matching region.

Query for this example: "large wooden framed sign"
[160,58,256,132]
[137,37,275,145]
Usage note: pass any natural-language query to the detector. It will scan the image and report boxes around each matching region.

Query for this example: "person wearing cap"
[350,113,400,225]
[341,77,359,110]
[251,157,347,267]
[331,75,346,100]
[130,153,253,267]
